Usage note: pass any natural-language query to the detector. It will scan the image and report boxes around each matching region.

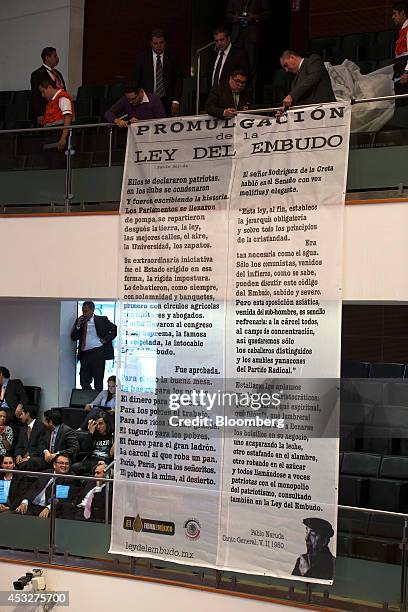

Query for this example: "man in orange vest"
[392,2,408,97]
[38,78,75,150]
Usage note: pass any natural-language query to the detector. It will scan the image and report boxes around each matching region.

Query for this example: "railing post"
[108,126,113,167]
[48,479,56,564]
[196,54,201,116]
[400,518,408,611]
[64,127,73,212]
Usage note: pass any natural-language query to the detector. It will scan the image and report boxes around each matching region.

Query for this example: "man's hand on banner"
[282,94,293,109]
[114,118,128,128]
[223,107,238,117]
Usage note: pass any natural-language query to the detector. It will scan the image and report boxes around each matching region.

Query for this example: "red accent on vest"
[43,89,75,125]
[395,24,408,57]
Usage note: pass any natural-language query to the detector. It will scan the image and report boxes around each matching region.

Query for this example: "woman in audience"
[71,413,114,475]
[79,375,116,431]
[0,409,13,458]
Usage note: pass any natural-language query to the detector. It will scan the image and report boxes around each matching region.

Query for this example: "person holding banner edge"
[279,50,336,110]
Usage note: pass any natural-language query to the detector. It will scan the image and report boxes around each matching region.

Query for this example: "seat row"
[309,30,396,63]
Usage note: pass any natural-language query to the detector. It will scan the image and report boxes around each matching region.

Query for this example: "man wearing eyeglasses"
[206,69,252,119]
[14,452,75,518]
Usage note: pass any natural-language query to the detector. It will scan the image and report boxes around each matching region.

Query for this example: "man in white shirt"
[71,301,117,392]
[14,452,73,518]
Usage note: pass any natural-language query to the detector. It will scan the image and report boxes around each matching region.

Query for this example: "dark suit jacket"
[289,55,336,105]
[0,473,25,509]
[45,424,79,459]
[134,51,182,103]
[226,0,271,44]
[15,419,47,458]
[70,314,117,361]
[207,45,249,90]
[30,65,66,121]
[20,469,77,509]
[2,379,28,411]
[206,83,252,119]
[73,480,112,522]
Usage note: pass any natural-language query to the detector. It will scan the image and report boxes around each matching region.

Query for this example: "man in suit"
[14,452,76,518]
[30,47,66,126]
[134,29,182,117]
[0,366,28,421]
[14,406,47,470]
[392,2,408,98]
[280,50,336,109]
[61,462,112,522]
[0,455,25,512]
[208,27,249,91]
[24,410,81,472]
[206,69,251,119]
[226,0,271,75]
[71,301,117,392]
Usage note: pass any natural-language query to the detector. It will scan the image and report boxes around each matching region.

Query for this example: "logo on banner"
[184,518,201,540]
[123,514,175,536]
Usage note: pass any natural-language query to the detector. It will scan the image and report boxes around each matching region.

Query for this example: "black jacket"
[30,65,66,121]
[226,0,271,44]
[70,314,117,361]
[20,469,78,508]
[44,424,79,459]
[206,83,252,119]
[15,419,47,458]
[207,45,249,90]
[134,51,182,103]
[2,379,28,411]
[74,480,113,522]
[289,55,336,105]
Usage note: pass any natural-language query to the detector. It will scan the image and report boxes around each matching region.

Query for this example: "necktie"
[155,55,166,98]
[81,321,88,351]
[27,426,31,441]
[51,69,62,89]
[233,93,239,109]
[0,385,4,403]
[213,51,224,86]
[84,489,95,519]
[50,431,55,452]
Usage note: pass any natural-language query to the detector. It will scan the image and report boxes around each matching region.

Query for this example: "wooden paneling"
[291,0,397,50]
[82,0,192,84]
[342,305,408,364]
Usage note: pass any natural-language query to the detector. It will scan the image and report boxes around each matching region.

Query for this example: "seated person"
[79,375,116,430]
[206,69,251,119]
[61,462,112,522]
[0,455,25,511]
[0,408,13,458]
[14,452,76,518]
[38,410,79,468]
[0,366,28,433]
[71,414,114,476]
[14,406,47,471]
[104,82,166,126]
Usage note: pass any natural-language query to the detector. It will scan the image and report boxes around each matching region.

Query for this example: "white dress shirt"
[212,43,232,86]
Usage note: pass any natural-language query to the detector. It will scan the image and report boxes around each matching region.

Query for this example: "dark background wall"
[291,0,398,52]
[82,0,193,84]
[342,305,408,363]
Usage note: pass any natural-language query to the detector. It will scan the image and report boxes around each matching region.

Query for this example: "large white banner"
[110,104,351,585]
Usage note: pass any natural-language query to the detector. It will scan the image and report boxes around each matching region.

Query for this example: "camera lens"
[13,573,33,590]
